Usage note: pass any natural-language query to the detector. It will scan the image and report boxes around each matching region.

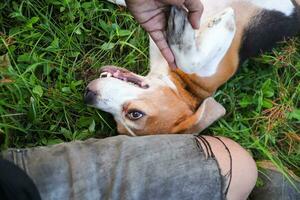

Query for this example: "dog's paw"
[167,6,236,77]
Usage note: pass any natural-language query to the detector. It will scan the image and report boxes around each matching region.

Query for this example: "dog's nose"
[84,88,97,105]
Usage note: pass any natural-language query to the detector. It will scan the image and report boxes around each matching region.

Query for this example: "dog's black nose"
[84,88,97,105]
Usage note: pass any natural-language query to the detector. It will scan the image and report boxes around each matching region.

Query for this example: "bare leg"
[196,136,258,200]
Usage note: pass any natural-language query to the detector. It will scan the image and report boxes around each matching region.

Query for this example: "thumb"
[184,0,203,29]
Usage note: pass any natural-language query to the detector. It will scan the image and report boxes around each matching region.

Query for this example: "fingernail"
[193,20,200,29]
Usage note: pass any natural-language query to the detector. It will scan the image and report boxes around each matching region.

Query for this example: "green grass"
[0,0,299,180]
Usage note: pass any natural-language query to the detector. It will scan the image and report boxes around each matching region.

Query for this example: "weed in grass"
[0,0,299,182]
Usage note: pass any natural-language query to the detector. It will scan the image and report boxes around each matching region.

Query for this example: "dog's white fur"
[251,0,295,15]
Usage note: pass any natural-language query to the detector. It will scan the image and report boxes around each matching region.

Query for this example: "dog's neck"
[169,70,213,111]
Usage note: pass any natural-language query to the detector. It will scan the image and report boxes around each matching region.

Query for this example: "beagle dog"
[85,0,300,136]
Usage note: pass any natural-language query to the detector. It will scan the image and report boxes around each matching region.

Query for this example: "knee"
[219,137,257,200]
[200,136,257,200]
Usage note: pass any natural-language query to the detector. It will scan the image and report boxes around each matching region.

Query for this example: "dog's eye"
[126,110,145,121]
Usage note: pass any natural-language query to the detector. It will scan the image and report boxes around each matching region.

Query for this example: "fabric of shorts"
[1,134,226,200]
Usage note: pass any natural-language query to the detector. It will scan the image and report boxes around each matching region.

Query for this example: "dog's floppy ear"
[171,97,226,134]
[170,7,236,77]
[195,8,236,76]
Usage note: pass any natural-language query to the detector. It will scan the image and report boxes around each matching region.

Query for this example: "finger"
[161,0,185,6]
[149,30,177,68]
[184,0,204,29]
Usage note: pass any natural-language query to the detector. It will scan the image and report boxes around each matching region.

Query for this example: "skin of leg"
[197,136,258,200]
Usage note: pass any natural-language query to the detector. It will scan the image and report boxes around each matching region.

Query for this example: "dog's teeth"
[100,69,147,89]
[100,72,108,78]
[100,72,112,78]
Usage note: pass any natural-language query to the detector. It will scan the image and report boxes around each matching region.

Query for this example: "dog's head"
[84,65,225,136]
[84,7,236,136]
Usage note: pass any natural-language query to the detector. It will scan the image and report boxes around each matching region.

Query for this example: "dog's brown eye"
[126,110,145,121]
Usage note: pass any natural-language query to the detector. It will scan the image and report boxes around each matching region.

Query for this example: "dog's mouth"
[99,66,149,89]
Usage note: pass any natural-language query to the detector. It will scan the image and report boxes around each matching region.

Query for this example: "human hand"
[126,0,203,69]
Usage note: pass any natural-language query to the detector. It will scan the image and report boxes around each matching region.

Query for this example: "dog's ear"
[171,97,226,134]
[195,8,236,76]
[170,7,236,77]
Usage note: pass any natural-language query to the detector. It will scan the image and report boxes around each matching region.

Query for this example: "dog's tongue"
[113,70,121,78]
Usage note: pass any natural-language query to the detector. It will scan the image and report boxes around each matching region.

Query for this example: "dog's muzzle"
[84,88,97,105]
